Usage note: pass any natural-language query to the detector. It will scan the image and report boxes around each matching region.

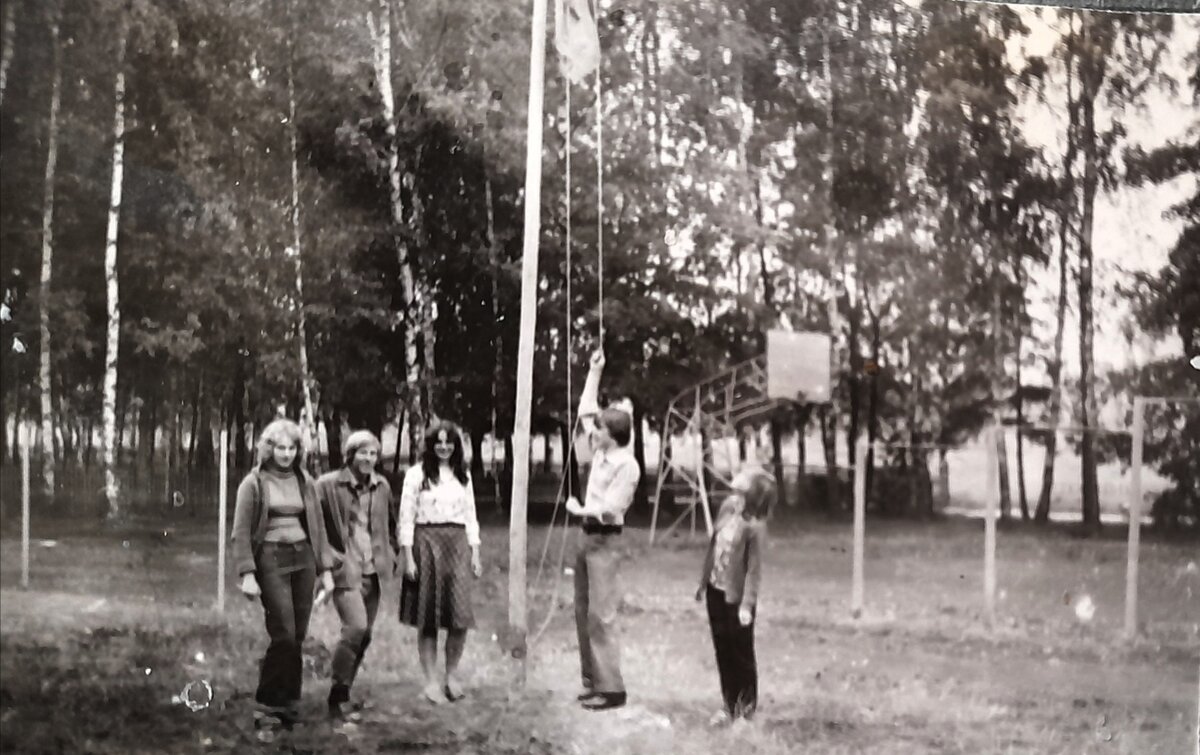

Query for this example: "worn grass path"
[1,516,1196,753]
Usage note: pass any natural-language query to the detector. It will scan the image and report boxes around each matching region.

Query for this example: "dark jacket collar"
[336,466,384,490]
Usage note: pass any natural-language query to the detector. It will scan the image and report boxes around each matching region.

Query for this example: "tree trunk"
[0,0,16,109]
[1035,20,1078,524]
[369,2,424,459]
[232,353,248,470]
[992,287,1012,520]
[285,0,319,466]
[187,375,201,470]
[769,416,785,508]
[864,306,880,505]
[84,416,95,467]
[1014,266,1030,521]
[102,13,129,519]
[37,4,63,499]
[484,170,504,500]
[469,428,485,487]
[633,401,647,509]
[795,408,809,507]
[820,404,838,510]
[392,407,405,474]
[326,408,344,470]
[501,433,514,510]
[1077,17,1102,534]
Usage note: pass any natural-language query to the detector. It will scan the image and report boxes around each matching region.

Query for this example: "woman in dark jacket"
[695,466,777,724]
[230,418,334,741]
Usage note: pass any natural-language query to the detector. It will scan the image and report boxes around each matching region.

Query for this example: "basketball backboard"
[766,330,832,403]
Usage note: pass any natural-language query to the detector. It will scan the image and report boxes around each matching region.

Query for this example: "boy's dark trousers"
[329,572,381,703]
[705,583,757,718]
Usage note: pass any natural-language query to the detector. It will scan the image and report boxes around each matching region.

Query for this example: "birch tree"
[0,0,17,109]
[368,0,424,454]
[284,0,318,462]
[102,7,131,520]
[37,2,63,497]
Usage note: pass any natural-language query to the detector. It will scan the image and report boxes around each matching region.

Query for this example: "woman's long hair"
[421,421,469,486]
[254,418,307,474]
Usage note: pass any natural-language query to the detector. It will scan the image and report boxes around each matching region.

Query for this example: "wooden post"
[1124,396,1145,640]
[508,0,549,687]
[851,434,867,618]
[217,427,228,613]
[983,426,998,628]
[20,421,31,590]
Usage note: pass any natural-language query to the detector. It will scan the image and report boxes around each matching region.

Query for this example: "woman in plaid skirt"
[398,421,483,703]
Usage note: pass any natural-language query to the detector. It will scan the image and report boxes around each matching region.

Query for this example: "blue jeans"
[254,541,316,711]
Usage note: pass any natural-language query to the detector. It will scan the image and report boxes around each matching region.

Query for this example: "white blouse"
[399,465,481,547]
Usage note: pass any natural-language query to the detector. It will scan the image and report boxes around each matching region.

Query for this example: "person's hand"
[565,496,584,517]
[239,573,261,599]
[589,349,605,370]
[738,606,753,626]
[313,572,334,607]
[695,586,704,603]
[404,556,418,581]
[471,549,483,578]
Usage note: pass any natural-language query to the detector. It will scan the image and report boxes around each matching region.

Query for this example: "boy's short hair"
[597,407,633,448]
[342,429,381,462]
[742,469,778,519]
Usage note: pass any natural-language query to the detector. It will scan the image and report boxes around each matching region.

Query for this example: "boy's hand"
[738,606,753,626]
[695,586,704,602]
[589,350,605,370]
[565,496,584,517]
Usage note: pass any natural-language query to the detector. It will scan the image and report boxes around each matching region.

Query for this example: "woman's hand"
[471,548,483,578]
[239,573,261,599]
[404,555,418,581]
[695,585,704,603]
[320,570,334,594]
[738,606,753,626]
[589,349,605,370]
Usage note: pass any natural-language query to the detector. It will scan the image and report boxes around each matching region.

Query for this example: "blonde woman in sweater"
[231,419,334,741]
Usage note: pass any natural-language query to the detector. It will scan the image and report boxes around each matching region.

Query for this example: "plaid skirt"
[399,524,475,632]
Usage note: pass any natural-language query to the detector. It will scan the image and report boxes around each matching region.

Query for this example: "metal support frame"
[650,356,783,544]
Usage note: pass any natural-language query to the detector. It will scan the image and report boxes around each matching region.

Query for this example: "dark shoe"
[581,692,627,711]
[253,712,284,742]
[328,684,351,706]
[576,689,596,702]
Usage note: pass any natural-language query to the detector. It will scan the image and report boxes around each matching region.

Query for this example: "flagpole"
[509,0,549,688]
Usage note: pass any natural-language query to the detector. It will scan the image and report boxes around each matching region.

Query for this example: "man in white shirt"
[566,350,641,711]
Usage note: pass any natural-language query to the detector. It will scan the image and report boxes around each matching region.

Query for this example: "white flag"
[554,0,600,85]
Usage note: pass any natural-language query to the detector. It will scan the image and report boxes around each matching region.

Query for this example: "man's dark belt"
[581,522,623,535]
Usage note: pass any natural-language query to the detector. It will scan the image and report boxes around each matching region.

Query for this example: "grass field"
[1,512,1197,754]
